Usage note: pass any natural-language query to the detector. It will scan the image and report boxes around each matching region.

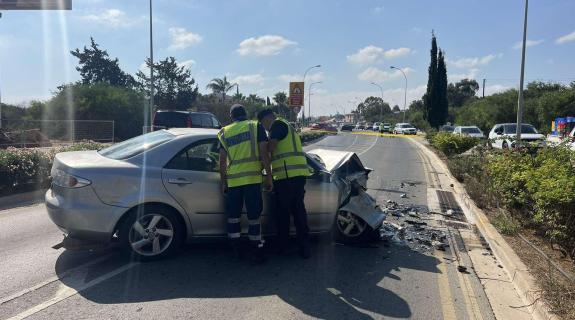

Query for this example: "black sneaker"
[249,242,266,265]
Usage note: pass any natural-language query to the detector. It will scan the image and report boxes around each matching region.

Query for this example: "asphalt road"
[0,132,496,320]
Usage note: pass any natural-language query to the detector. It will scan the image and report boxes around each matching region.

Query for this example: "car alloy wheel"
[128,214,174,256]
[336,210,367,238]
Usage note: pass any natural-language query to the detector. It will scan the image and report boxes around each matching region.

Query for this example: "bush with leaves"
[430,132,479,156]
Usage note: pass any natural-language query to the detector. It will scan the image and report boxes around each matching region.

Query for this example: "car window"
[153,112,187,128]
[200,114,213,128]
[503,124,538,134]
[190,113,202,128]
[462,127,481,134]
[211,116,221,128]
[165,139,220,172]
[99,131,174,160]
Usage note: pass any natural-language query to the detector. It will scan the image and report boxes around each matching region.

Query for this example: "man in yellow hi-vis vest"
[257,108,312,259]
[219,104,273,264]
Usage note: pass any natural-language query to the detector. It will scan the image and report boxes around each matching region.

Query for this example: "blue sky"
[1,0,574,116]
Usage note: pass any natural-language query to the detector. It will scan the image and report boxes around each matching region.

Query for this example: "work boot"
[249,241,266,265]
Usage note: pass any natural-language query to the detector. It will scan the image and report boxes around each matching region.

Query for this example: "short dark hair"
[230,104,247,120]
[257,108,275,122]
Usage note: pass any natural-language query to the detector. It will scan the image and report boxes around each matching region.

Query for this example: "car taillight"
[51,168,91,188]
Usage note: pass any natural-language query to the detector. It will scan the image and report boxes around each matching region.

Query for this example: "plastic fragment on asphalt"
[400,193,407,198]
[446,209,454,216]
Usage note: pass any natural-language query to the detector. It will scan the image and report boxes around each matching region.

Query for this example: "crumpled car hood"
[307,148,386,229]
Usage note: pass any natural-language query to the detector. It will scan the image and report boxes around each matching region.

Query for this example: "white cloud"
[512,39,544,50]
[357,67,413,82]
[484,84,511,96]
[81,9,138,28]
[229,74,265,86]
[178,59,196,70]
[168,27,202,50]
[555,30,575,44]
[347,46,411,64]
[277,72,324,83]
[372,6,384,13]
[447,54,499,69]
[237,35,297,56]
[450,68,480,82]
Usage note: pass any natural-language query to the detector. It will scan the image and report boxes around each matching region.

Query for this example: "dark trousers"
[226,183,262,242]
[274,176,309,248]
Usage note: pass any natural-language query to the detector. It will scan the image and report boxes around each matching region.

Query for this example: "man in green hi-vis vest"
[218,104,273,265]
[257,108,312,259]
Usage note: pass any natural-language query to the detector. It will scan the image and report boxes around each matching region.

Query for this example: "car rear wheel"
[502,141,509,149]
[333,210,375,244]
[120,206,184,261]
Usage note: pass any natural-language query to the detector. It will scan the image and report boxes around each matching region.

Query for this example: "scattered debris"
[446,209,454,216]
[400,193,407,198]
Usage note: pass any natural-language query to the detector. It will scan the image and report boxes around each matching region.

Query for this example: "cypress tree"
[424,31,438,124]
[436,49,449,126]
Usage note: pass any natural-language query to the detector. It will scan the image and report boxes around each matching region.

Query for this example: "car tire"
[333,210,376,244]
[502,141,509,149]
[119,205,185,261]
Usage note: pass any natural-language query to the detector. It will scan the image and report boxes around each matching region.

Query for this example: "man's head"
[230,104,247,121]
[257,108,276,130]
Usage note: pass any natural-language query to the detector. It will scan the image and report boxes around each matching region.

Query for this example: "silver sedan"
[46,129,386,260]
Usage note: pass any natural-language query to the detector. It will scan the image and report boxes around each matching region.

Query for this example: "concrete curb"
[0,189,46,210]
[409,137,557,320]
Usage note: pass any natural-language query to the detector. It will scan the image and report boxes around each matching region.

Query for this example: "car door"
[162,139,227,236]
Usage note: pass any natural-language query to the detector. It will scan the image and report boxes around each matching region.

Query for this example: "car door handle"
[168,178,194,185]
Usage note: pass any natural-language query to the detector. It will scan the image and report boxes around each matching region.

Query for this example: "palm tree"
[206,76,234,102]
[273,91,288,106]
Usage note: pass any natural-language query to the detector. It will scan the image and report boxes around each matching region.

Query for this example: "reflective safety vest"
[218,120,263,188]
[271,119,311,180]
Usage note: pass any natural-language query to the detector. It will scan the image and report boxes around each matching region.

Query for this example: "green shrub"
[430,132,479,156]
[0,142,104,193]
[492,213,522,235]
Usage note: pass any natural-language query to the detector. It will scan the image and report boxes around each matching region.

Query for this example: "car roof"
[165,128,220,136]
[458,126,480,128]
[155,110,214,115]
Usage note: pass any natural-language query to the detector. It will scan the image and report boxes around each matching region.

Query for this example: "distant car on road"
[45,129,386,260]
[393,123,417,135]
[340,124,355,131]
[379,123,391,133]
[453,126,485,139]
[311,123,338,132]
[372,122,380,131]
[153,110,221,131]
[439,125,455,133]
[355,123,365,130]
[488,123,545,149]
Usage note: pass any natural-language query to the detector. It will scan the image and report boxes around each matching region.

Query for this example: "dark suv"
[152,110,221,130]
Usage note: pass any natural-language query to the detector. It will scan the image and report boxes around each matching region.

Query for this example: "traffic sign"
[289,82,304,107]
[0,0,72,10]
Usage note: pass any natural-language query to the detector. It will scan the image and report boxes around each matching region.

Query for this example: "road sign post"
[289,82,304,122]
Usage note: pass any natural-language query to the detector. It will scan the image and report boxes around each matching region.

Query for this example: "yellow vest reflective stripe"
[218,120,263,187]
[271,119,311,180]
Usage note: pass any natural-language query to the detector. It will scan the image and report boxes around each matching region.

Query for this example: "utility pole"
[148,0,155,131]
[516,0,528,146]
[482,78,486,98]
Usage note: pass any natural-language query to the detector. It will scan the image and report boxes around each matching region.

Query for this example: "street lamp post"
[390,66,407,123]
[148,0,155,131]
[516,0,529,146]
[370,82,384,122]
[302,64,321,126]
[308,81,322,126]
[231,83,239,100]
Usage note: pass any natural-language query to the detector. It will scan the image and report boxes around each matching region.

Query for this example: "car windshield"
[462,127,481,134]
[401,124,413,128]
[503,124,538,134]
[99,131,174,160]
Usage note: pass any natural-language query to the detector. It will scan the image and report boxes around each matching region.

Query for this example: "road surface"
[0,133,497,319]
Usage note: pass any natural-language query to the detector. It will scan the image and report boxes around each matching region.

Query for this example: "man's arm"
[219,149,228,193]
[259,141,273,191]
[268,139,279,154]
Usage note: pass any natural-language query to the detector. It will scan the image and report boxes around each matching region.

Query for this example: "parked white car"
[453,126,485,139]
[393,123,417,135]
[372,122,380,131]
[488,123,545,149]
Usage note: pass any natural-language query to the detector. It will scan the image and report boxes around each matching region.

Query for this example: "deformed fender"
[339,188,387,229]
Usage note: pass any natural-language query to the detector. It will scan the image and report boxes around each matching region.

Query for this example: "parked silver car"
[46,129,386,260]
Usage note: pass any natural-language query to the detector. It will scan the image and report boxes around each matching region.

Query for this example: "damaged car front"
[307,149,387,243]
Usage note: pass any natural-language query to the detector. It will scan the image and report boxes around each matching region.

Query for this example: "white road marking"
[0,253,113,305]
[8,262,138,320]
[358,135,380,155]
[344,134,358,151]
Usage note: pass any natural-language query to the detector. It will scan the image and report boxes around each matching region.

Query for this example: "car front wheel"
[333,210,375,244]
[120,206,184,261]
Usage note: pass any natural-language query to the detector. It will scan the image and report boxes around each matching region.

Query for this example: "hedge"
[0,142,104,194]
[429,131,479,156]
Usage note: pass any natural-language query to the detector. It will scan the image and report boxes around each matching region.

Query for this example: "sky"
[1,0,574,116]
